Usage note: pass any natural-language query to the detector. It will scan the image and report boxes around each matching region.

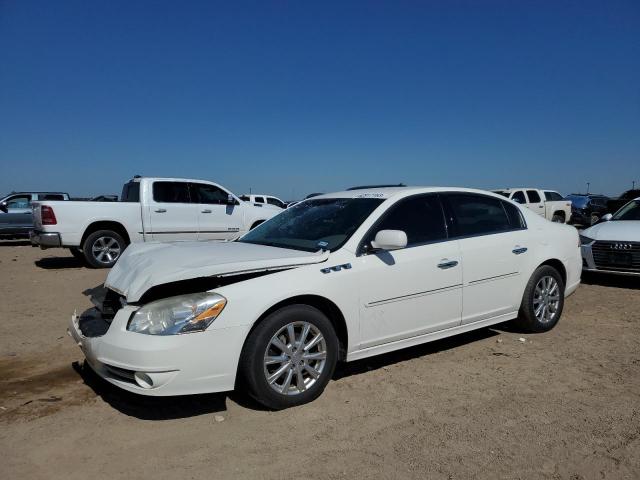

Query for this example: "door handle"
[538,205,544,208]
[512,247,528,255]
[437,260,459,269]
[201,209,212,213]
[155,208,167,213]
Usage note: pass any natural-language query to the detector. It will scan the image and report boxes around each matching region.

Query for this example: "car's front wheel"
[514,265,565,332]
[239,304,339,410]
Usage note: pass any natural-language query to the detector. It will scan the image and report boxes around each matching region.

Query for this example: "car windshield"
[613,200,640,221]
[566,195,588,208]
[239,198,385,252]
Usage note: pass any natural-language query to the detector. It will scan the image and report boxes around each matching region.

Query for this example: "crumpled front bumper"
[68,306,247,396]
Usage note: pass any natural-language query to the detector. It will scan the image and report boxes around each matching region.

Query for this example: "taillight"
[41,205,57,225]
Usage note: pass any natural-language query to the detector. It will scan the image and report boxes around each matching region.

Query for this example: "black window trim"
[357,193,451,256]
[440,192,528,240]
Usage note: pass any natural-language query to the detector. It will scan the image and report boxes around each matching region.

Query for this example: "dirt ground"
[0,241,639,480]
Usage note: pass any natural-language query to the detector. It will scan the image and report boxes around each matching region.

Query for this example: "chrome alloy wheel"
[263,321,327,396]
[533,275,560,323]
[91,236,122,264]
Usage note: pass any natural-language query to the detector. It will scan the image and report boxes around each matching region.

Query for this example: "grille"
[591,241,640,272]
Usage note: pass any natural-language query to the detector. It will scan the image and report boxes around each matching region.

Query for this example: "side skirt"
[346,311,518,362]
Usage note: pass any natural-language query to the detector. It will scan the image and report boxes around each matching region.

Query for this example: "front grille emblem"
[610,243,632,250]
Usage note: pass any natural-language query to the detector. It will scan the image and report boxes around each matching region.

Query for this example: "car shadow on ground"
[71,328,502,416]
[0,239,31,246]
[35,257,85,269]
[581,272,640,290]
[72,361,228,420]
[334,327,499,380]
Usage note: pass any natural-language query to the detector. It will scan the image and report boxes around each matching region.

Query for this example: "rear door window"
[152,182,191,203]
[254,197,265,203]
[267,197,285,208]
[544,191,563,201]
[446,193,513,237]
[39,194,65,201]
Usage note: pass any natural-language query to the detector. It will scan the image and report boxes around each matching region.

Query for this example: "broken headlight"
[128,293,226,335]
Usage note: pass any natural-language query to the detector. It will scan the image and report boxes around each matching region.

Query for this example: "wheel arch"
[537,258,567,286]
[244,294,349,362]
[81,221,131,246]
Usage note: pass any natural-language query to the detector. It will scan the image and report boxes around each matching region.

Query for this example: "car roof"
[492,187,541,192]
[3,191,68,196]
[310,186,509,200]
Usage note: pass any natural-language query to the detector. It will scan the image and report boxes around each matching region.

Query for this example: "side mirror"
[227,194,237,205]
[0,201,7,213]
[601,213,613,222]
[371,230,407,251]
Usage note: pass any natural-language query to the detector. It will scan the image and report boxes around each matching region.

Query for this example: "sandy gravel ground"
[1,242,639,480]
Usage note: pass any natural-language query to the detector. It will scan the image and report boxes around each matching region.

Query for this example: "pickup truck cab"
[30,177,279,268]
[0,191,69,238]
[493,188,572,224]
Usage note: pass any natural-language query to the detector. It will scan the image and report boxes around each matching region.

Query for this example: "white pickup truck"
[492,188,572,223]
[30,177,280,268]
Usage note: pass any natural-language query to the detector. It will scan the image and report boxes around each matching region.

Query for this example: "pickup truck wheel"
[513,265,565,333]
[551,214,564,223]
[82,230,126,268]
[239,305,338,410]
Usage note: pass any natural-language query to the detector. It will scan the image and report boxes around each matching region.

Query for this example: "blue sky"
[1,0,638,200]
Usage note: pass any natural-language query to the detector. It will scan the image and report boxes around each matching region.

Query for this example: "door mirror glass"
[0,201,7,213]
[371,230,407,251]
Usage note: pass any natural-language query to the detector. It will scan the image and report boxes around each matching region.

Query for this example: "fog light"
[134,371,154,389]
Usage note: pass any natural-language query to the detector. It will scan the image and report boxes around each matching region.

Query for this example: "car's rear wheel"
[590,213,600,225]
[82,230,126,268]
[239,304,338,410]
[514,265,565,332]
[552,213,564,223]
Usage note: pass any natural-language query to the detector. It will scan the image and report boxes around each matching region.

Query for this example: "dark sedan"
[566,194,609,226]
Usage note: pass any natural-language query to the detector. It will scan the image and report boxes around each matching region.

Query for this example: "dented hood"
[105,241,330,302]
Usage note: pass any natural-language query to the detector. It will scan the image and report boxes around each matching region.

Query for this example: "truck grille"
[591,241,640,272]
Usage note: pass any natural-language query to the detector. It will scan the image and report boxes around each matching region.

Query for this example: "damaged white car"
[69,187,581,409]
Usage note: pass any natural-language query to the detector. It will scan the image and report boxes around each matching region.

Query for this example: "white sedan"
[69,187,581,409]
[580,197,640,275]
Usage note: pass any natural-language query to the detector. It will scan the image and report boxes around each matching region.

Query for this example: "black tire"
[590,214,600,225]
[552,213,564,223]
[514,265,565,333]
[238,304,339,410]
[82,230,127,268]
[69,247,85,261]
